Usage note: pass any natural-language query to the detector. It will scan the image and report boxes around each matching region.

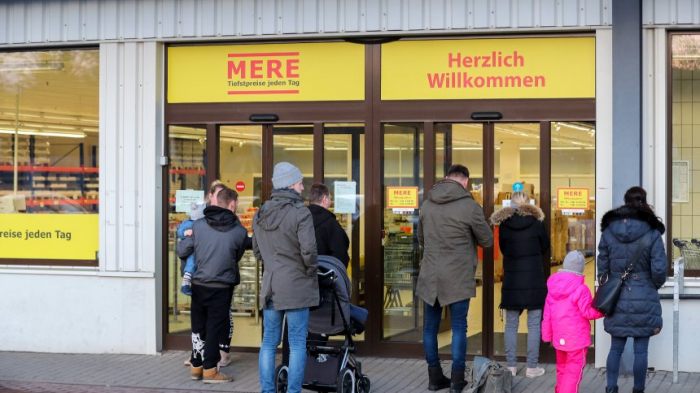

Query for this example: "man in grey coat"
[177,187,249,384]
[253,162,318,393]
[417,164,493,393]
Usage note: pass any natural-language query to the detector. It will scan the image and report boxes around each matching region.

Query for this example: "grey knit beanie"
[272,162,303,189]
[562,250,585,275]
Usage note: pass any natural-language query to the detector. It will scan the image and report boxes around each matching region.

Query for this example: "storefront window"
[0,49,99,263]
[671,34,700,272]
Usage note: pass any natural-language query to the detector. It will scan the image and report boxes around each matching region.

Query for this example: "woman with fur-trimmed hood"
[490,191,550,378]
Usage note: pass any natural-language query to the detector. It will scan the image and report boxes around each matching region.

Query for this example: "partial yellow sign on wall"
[387,187,419,209]
[381,37,595,100]
[168,43,365,103]
[557,188,590,210]
[0,214,98,260]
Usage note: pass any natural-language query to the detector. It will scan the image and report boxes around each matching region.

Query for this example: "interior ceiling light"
[0,129,85,138]
[0,61,64,72]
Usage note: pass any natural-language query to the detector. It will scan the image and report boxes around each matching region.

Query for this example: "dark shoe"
[450,368,467,393]
[605,387,618,393]
[428,366,450,391]
[632,389,644,393]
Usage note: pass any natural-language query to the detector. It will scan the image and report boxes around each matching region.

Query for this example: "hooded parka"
[253,191,319,311]
[416,179,494,306]
[597,206,667,338]
[490,203,550,310]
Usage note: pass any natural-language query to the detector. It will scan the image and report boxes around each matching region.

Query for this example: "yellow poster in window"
[557,188,590,210]
[168,43,365,103]
[0,214,98,260]
[387,187,419,209]
[381,37,595,100]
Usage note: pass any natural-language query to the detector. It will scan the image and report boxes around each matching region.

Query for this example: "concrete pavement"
[1,351,699,392]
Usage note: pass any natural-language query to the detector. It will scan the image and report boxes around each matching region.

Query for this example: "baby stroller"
[275,255,371,392]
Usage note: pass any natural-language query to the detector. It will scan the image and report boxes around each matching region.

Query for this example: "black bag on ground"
[465,356,512,393]
[593,232,651,316]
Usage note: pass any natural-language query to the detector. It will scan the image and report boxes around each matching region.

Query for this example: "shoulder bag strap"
[622,231,652,280]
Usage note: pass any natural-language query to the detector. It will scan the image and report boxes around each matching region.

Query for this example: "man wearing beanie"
[253,162,318,393]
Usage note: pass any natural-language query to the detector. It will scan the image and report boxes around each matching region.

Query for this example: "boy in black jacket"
[177,187,248,383]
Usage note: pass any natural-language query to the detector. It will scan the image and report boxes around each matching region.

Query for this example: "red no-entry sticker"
[235,181,246,192]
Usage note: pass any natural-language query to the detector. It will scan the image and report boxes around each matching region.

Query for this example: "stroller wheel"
[356,374,371,393]
[275,365,289,393]
[336,367,356,393]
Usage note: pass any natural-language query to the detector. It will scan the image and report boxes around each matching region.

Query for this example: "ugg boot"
[450,368,467,393]
[632,389,644,393]
[428,366,450,391]
[203,367,232,383]
[605,387,618,393]
[190,365,203,380]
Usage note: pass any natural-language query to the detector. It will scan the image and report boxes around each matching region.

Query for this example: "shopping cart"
[672,238,700,270]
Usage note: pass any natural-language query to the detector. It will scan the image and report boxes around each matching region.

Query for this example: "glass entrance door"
[219,125,264,347]
[492,123,541,359]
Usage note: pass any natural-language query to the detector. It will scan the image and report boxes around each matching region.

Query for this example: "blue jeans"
[423,299,470,371]
[259,300,309,393]
[606,335,650,390]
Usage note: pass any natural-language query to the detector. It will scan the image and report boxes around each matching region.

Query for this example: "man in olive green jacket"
[253,162,318,393]
[416,164,493,393]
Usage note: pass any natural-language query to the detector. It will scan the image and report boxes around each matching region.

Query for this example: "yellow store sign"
[381,37,595,100]
[557,188,590,210]
[168,43,365,103]
[0,215,98,260]
[387,187,419,209]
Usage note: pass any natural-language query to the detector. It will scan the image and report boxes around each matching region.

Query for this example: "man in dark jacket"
[417,164,493,393]
[177,187,248,384]
[254,162,318,393]
[307,183,350,267]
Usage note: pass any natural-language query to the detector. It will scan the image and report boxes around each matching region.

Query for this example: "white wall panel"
[0,273,156,354]
[100,42,162,273]
[0,0,621,46]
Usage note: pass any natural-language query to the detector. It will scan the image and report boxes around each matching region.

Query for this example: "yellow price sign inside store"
[381,37,595,100]
[557,188,590,210]
[387,187,419,209]
[0,214,98,260]
[168,42,365,103]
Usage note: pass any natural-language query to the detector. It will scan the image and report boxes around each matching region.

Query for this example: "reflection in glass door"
[492,123,541,358]
[381,123,424,342]
[324,124,366,340]
[219,125,264,347]
[273,125,314,193]
[550,121,597,351]
[435,123,485,355]
[167,126,206,334]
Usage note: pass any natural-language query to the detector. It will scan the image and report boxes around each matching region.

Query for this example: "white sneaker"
[508,366,517,377]
[526,367,545,378]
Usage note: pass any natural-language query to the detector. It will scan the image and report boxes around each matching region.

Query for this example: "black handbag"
[593,232,651,315]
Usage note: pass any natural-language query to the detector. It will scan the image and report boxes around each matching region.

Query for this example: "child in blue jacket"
[178,201,205,295]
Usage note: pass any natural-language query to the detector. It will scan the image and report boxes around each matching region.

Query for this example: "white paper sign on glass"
[175,190,205,213]
[334,181,357,214]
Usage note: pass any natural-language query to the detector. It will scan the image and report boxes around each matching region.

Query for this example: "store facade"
[1,0,699,372]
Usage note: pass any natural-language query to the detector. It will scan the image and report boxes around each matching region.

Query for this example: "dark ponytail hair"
[624,186,654,213]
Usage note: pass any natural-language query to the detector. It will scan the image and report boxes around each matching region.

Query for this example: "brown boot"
[190,366,203,381]
[203,367,232,383]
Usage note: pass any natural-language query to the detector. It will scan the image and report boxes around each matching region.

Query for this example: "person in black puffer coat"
[490,191,550,379]
[598,186,667,393]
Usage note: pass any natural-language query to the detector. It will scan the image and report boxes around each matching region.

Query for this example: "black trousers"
[190,284,234,369]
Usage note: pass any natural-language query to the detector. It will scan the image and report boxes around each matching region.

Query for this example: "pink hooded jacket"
[542,270,604,351]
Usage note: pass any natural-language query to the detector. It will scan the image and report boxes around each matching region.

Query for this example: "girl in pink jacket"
[542,251,604,393]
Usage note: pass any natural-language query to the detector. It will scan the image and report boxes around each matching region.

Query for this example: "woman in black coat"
[490,191,550,379]
[598,186,667,393]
